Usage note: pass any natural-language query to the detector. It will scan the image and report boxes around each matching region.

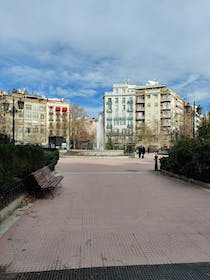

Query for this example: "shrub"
[0,145,59,190]
[160,138,210,183]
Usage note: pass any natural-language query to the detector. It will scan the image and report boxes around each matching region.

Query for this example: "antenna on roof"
[124,78,130,84]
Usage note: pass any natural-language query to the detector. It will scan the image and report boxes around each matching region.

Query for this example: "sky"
[0,0,210,117]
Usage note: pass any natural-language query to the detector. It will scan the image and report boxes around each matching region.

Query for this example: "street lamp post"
[3,90,24,143]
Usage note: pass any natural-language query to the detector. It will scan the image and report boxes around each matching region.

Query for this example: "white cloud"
[187,90,210,103]
[49,86,97,99]
[0,0,210,115]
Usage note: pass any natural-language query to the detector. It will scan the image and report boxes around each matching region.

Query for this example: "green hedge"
[160,138,210,183]
[0,145,59,189]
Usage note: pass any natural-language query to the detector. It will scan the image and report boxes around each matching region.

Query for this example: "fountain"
[65,113,125,157]
[96,113,105,150]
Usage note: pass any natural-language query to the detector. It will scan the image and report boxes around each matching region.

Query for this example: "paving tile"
[1,155,210,273]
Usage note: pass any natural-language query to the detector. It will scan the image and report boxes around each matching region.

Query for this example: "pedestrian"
[147,147,150,153]
[137,146,142,158]
[142,146,145,158]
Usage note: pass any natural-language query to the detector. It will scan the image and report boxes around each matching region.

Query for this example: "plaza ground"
[1,154,210,275]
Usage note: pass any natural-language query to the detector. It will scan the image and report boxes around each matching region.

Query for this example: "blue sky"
[0,0,210,117]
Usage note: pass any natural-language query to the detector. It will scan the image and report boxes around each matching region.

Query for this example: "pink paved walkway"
[1,155,210,272]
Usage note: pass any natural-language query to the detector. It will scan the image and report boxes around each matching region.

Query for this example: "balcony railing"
[136,106,145,111]
[161,123,171,127]
[161,105,171,110]
[136,115,145,120]
[161,114,171,119]
[161,96,171,102]
[136,98,145,103]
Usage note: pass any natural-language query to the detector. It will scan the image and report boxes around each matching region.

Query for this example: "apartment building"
[0,89,70,147]
[47,97,70,148]
[135,81,185,147]
[104,81,187,149]
[104,82,136,149]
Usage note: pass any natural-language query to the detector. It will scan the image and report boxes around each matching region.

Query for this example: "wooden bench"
[31,166,63,198]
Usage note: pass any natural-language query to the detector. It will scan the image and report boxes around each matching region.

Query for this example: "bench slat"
[31,166,63,196]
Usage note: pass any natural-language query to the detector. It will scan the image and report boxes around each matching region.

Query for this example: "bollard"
[154,153,158,171]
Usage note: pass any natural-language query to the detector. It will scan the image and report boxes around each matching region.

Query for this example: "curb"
[0,194,27,223]
[160,170,210,189]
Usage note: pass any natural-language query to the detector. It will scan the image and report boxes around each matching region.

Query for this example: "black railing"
[0,178,26,211]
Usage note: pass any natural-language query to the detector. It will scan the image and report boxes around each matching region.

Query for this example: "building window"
[17,119,23,125]
[147,103,151,107]
[40,114,45,119]
[114,119,119,125]
[154,102,158,107]
[25,104,32,110]
[32,112,39,119]
[18,112,24,117]
[25,113,32,118]
[146,94,151,99]
[32,104,39,111]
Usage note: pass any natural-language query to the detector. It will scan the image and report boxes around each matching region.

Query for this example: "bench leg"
[49,189,54,199]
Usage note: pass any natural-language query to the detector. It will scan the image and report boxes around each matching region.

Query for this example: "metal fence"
[0,178,26,211]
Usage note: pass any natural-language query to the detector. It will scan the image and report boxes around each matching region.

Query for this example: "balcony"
[136,98,145,104]
[161,114,171,119]
[161,95,171,102]
[161,105,171,110]
[136,115,145,120]
[161,122,171,127]
[136,106,145,111]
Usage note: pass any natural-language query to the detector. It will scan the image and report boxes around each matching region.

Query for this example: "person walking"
[142,146,145,158]
[137,146,142,159]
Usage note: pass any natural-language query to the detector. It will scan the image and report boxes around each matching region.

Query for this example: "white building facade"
[104,81,188,149]
[104,82,136,149]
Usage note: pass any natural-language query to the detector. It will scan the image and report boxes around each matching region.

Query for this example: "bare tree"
[70,104,94,149]
[136,122,153,146]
